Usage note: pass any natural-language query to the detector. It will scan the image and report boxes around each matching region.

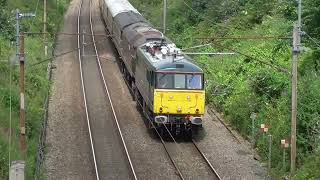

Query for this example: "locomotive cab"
[134,41,205,134]
[153,70,205,126]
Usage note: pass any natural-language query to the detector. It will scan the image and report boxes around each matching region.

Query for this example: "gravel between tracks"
[44,0,95,179]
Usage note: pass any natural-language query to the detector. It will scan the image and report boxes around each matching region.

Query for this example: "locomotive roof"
[104,0,139,17]
[138,46,203,73]
[155,60,203,73]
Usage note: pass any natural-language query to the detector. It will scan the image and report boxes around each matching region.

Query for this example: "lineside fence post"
[268,134,272,175]
[250,112,257,148]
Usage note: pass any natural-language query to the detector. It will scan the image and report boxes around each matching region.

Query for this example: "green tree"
[304,0,320,40]
[0,0,14,39]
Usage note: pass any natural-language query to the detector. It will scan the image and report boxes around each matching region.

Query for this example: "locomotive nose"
[154,89,205,115]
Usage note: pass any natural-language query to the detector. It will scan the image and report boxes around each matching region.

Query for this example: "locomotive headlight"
[177,107,182,112]
[196,109,199,114]
[160,107,163,113]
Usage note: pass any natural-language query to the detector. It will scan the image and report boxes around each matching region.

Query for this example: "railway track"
[77,0,137,179]
[77,0,99,179]
[161,125,221,180]
[137,106,221,179]
[192,139,221,179]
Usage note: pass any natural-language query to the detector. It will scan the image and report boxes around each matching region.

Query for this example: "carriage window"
[187,75,202,90]
[174,74,185,89]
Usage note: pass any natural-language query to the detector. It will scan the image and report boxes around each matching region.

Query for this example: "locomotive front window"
[187,74,202,90]
[157,73,174,89]
[174,74,186,89]
[157,73,203,90]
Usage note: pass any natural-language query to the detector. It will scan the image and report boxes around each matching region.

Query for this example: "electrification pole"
[44,0,48,56]
[298,0,302,31]
[13,11,35,170]
[16,9,20,59]
[163,0,167,34]
[291,0,302,174]
[19,32,27,158]
[291,23,300,175]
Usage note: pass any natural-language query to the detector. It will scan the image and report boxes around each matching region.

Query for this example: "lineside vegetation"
[0,0,69,178]
[129,0,320,178]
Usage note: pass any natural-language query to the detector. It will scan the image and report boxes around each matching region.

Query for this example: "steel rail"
[156,112,222,179]
[159,117,222,179]
[146,117,185,180]
[161,122,222,179]
[77,0,100,179]
[88,0,137,179]
[192,140,222,179]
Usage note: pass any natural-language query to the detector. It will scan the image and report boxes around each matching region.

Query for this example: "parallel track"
[77,0,99,179]
[77,0,137,179]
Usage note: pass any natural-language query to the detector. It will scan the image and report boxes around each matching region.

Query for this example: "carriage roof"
[104,0,139,17]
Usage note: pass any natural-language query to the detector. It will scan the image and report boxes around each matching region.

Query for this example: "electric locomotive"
[100,0,205,135]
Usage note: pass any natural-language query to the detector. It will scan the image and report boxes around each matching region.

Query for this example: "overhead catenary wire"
[196,36,292,40]
[24,31,112,36]
[29,37,108,67]
[184,52,235,55]
[180,0,231,30]
[305,33,320,48]
[27,0,41,32]
[187,41,290,75]
[212,41,291,75]
[182,35,291,51]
